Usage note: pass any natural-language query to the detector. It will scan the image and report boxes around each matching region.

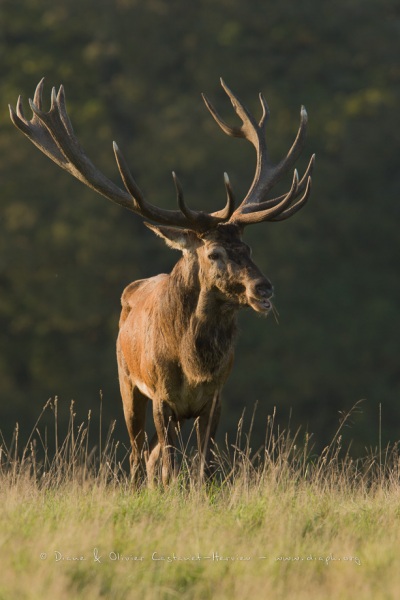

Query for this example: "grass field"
[1,400,399,600]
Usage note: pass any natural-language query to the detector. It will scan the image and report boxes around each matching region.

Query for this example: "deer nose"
[253,279,274,299]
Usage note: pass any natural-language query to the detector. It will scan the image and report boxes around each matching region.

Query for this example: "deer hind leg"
[197,392,222,481]
[152,400,179,486]
[117,350,148,485]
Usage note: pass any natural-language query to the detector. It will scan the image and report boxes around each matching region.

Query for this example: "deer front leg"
[152,400,179,486]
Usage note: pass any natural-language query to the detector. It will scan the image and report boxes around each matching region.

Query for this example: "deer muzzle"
[247,278,274,314]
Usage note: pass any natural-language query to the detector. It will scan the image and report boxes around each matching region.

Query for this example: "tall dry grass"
[1,399,399,599]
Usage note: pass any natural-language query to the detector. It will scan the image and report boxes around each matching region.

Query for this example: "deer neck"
[195,287,237,325]
[167,257,237,383]
[170,255,238,327]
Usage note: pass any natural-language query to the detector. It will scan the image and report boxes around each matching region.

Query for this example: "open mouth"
[248,296,273,314]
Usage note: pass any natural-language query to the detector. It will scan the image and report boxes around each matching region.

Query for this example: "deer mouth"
[248,296,273,314]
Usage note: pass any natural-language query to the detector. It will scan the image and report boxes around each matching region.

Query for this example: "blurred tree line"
[0,0,399,454]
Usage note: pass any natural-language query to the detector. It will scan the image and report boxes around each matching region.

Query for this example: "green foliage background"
[1,0,399,452]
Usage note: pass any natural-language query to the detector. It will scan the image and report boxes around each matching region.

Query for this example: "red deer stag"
[9,79,314,485]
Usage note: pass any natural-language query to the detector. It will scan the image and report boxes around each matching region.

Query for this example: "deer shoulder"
[120,274,168,326]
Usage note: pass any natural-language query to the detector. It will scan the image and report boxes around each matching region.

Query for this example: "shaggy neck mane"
[165,254,238,382]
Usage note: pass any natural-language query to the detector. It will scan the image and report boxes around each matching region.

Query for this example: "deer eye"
[208,251,222,261]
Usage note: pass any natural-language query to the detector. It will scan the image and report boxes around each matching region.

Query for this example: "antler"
[202,78,315,226]
[9,78,235,233]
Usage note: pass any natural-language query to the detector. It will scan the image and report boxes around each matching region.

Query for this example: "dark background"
[1,0,399,457]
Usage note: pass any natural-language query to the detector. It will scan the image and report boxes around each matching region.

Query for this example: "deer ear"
[144,223,201,251]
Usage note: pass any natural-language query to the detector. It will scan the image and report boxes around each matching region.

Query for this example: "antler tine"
[15,95,25,120]
[270,175,312,221]
[266,105,309,191]
[10,80,235,232]
[56,84,76,137]
[171,171,201,223]
[201,94,244,139]
[9,99,28,135]
[33,77,45,111]
[223,172,236,216]
[258,92,270,129]
[112,142,148,211]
